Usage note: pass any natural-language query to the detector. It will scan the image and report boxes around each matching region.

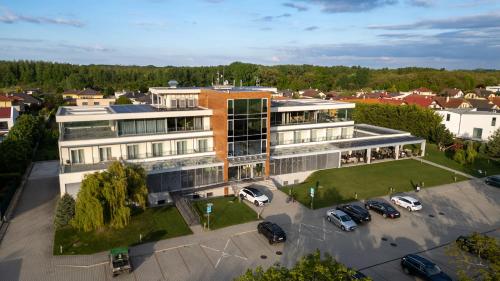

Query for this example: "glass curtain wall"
[118,117,204,136]
[270,152,340,175]
[227,98,268,157]
[147,166,224,193]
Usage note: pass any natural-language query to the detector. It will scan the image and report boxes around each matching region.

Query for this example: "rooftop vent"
[168,80,178,88]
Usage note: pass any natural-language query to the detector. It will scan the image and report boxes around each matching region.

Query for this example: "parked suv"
[257,221,286,244]
[390,195,422,212]
[485,175,500,188]
[239,187,269,206]
[365,200,400,218]
[336,204,371,223]
[401,254,452,281]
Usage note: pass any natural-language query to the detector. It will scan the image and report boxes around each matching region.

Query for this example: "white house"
[486,85,500,94]
[0,107,19,142]
[437,109,499,141]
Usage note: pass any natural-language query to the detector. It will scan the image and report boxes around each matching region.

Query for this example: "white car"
[239,187,269,206]
[391,195,422,211]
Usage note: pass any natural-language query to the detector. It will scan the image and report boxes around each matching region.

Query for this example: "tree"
[104,87,115,97]
[454,149,466,165]
[54,193,75,228]
[72,173,105,231]
[235,250,370,281]
[72,162,148,231]
[115,96,132,105]
[446,232,500,281]
[487,128,500,158]
[465,141,478,164]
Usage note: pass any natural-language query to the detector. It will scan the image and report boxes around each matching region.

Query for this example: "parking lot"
[0,162,499,281]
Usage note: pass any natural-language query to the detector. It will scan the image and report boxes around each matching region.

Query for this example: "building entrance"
[228,162,264,181]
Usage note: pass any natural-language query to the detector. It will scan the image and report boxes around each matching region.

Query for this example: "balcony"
[271,135,353,146]
[61,147,214,174]
[63,127,116,141]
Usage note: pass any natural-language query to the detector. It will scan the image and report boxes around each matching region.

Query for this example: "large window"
[118,117,203,136]
[198,139,208,152]
[71,149,85,164]
[176,141,187,155]
[492,117,496,126]
[127,145,139,159]
[0,122,8,130]
[99,147,112,161]
[227,98,268,157]
[472,128,483,139]
[152,143,163,157]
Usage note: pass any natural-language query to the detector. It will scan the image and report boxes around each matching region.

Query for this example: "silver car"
[326,209,357,231]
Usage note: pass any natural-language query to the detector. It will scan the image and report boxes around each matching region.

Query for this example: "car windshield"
[425,264,441,275]
[340,215,351,222]
[413,201,421,206]
[270,225,282,232]
[386,206,396,212]
[352,206,364,212]
[249,189,263,196]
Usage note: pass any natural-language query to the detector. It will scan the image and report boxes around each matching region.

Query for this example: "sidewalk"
[413,157,476,179]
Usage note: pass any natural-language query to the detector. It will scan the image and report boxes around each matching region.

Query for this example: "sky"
[0,0,500,69]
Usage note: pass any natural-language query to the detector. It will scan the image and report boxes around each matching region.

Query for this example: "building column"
[366,148,371,164]
[394,145,400,160]
[420,141,426,157]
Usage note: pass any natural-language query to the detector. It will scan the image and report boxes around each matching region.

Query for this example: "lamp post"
[206,203,213,230]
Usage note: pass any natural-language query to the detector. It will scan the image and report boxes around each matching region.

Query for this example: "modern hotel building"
[56,84,425,205]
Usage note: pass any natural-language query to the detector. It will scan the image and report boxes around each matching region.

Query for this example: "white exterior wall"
[437,110,500,141]
[271,125,354,146]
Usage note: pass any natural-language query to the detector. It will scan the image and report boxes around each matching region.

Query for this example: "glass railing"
[271,135,353,146]
[271,117,353,126]
[61,148,214,173]
[62,126,212,141]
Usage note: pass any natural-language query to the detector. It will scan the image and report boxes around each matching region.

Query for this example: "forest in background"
[1,60,499,93]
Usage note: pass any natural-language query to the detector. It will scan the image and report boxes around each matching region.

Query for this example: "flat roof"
[149,85,277,94]
[56,105,212,122]
[438,109,500,115]
[271,98,355,112]
[271,135,424,158]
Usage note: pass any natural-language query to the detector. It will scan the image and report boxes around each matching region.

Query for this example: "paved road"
[0,162,499,281]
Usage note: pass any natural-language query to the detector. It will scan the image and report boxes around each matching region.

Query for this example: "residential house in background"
[56,82,425,205]
[0,107,19,142]
[440,88,464,98]
[486,85,500,94]
[464,88,495,100]
[5,92,42,108]
[466,99,498,111]
[300,89,325,99]
[0,95,24,112]
[76,98,116,106]
[412,87,434,96]
[433,97,471,109]
[437,109,499,141]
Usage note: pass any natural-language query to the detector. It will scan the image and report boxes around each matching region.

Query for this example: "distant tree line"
[353,103,453,148]
[1,60,499,93]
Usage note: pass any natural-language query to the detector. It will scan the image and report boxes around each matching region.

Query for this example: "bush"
[453,149,466,165]
[54,193,75,228]
[465,141,477,164]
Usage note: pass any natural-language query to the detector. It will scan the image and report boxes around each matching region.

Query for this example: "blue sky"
[1,0,499,69]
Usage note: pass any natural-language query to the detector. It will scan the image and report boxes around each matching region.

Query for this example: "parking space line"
[230,237,248,259]
[154,253,169,281]
[176,248,191,274]
[232,229,257,237]
[154,243,194,254]
[199,244,216,269]
[55,261,108,268]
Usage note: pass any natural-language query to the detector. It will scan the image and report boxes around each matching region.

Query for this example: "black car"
[401,254,452,281]
[336,204,371,223]
[365,200,400,218]
[350,270,368,280]
[485,175,500,188]
[257,221,286,245]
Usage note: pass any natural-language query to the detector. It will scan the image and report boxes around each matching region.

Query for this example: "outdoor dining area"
[341,150,367,165]
[340,145,420,167]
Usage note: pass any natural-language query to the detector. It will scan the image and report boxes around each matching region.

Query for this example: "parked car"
[109,247,132,277]
[326,209,357,231]
[485,175,500,188]
[456,234,494,260]
[239,187,269,206]
[391,195,422,212]
[365,200,400,218]
[336,204,371,223]
[401,254,452,281]
[257,221,286,244]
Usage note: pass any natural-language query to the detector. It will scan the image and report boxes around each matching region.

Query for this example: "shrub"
[453,149,466,165]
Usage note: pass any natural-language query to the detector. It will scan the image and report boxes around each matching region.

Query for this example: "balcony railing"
[62,127,212,141]
[271,117,353,127]
[271,135,353,146]
[61,147,214,173]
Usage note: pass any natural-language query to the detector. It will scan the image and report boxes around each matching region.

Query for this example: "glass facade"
[271,108,353,126]
[270,152,340,175]
[147,166,224,192]
[117,117,204,136]
[227,98,268,157]
[228,163,264,181]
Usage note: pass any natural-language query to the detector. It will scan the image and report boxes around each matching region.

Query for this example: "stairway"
[172,194,200,226]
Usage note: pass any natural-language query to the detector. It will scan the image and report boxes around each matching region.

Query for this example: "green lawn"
[281,159,467,209]
[193,196,258,230]
[53,206,192,255]
[423,143,500,178]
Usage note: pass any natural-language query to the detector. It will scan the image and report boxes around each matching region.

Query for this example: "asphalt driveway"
[0,162,499,281]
